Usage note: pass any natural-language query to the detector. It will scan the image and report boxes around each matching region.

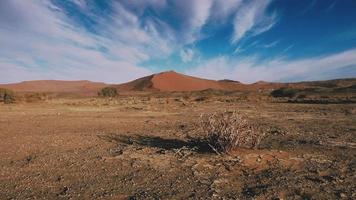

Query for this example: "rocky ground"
[0,93,355,199]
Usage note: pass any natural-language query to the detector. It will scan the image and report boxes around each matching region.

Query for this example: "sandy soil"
[0,94,355,199]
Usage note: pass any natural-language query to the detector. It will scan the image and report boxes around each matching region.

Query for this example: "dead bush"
[199,111,264,153]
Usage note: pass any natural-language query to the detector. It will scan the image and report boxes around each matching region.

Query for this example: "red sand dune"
[116,71,289,92]
[2,71,350,95]
[0,80,107,96]
[117,71,249,92]
[0,71,285,95]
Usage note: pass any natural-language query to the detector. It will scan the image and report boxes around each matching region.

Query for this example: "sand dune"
[0,80,107,96]
[117,71,247,92]
[1,71,355,95]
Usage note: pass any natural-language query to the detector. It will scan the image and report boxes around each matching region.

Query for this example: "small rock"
[156,149,166,154]
[58,186,69,196]
[109,148,123,156]
[340,193,347,198]
[257,155,262,162]
[212,193,219,197]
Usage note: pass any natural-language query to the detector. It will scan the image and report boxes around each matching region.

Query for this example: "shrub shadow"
[100,134,214,154]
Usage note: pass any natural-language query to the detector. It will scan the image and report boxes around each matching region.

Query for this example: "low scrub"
[199,111,264,154]
[271,87,298,98]
[98,87,118,97]
[24,92,47,103]
[0,88,15,104]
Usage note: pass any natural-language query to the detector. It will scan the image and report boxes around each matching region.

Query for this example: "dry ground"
[0,94,355,199]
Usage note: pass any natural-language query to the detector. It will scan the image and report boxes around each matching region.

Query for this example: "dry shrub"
[0,88,15,104]
[24,92,47,103]
[270,87,298,98]
[98,87,118,97]
[199,111,264,153]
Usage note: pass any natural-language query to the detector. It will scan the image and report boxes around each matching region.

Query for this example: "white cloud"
[187,49,356,83]
[0,0,162,83]
[211,0,243,21]
[71,0,87,9]
[232,0,277,43]
[121,0,167,14]
[189,0,214,30]
[187,56,232,79]
[172,0,214,43]
[0,0,266,84]
[180,48,195,63]
[5,0,351,85]
[259,40,280,48]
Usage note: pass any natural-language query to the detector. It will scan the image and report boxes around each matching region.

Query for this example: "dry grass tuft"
[199,111,264,154]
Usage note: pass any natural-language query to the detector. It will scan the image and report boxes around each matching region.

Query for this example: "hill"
[0,80,107,96]
[1,72,355,95]
[116,71,247,92]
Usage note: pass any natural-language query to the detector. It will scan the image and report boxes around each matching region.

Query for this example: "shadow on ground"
[99,134,214,154]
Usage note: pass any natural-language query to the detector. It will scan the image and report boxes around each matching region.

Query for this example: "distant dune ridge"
[0,80,107,96]
[0,71,355,95]
[116,71,349,92]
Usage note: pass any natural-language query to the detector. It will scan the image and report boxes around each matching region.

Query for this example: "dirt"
[0,93,355,199]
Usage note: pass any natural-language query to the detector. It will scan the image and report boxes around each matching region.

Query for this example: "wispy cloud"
[1,0,353,84]
[180,48,195,63]
[300,0,318,15]
[0,0,280,84]
[187,49,356,83]
[71,0,88,9]
[325,1,337,12]
[210,0,243,22]
[259,40,280,48]
[280,45,295,54]
[0,0,166,83]
[232,0,277,43]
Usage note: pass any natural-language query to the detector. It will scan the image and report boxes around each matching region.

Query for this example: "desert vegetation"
[98,86,118,97]
[0,89,355,199]
[270,87,299,98]
[199,111,264,154]
[0,88,15,104]
[0,77,355,199]
[23,93,49,103]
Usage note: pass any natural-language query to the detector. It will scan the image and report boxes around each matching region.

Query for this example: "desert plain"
[0,73,355,200]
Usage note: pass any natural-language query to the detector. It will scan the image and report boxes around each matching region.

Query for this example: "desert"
[1,1,356,199]
[1,72,355,199]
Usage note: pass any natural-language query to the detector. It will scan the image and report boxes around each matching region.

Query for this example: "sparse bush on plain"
[199,111,264,154]
[98,87,118,97]
[0,88,15,104]
[271,87,298,98]
[24,92,47,102]
[297,94,307,99]
[195,96,207,102]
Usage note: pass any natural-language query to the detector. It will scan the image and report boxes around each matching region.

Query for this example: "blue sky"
[0,0,356,83]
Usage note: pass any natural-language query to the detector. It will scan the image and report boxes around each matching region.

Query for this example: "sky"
[0,0,356,84]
